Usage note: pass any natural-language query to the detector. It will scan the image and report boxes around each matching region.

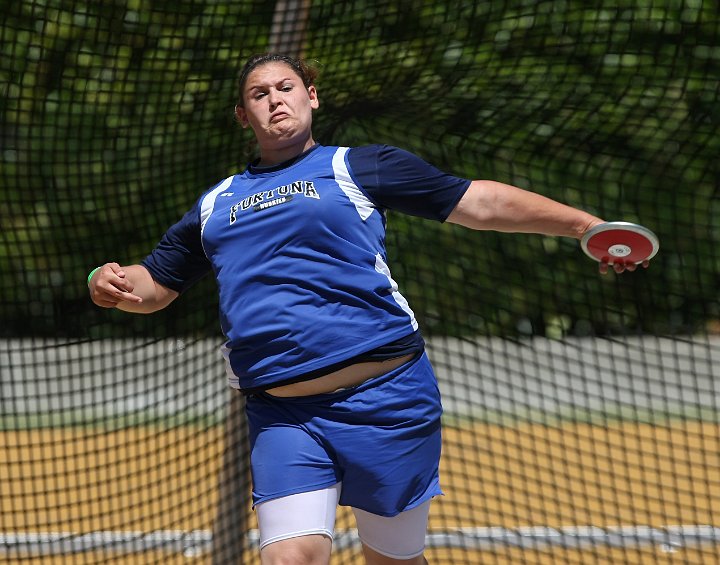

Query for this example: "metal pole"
[268,0,311,57]
[211,3,310,563]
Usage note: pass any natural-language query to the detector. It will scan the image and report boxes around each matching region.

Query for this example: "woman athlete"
[89,53,646,565]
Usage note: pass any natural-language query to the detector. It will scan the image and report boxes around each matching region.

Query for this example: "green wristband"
[87,266,101,286]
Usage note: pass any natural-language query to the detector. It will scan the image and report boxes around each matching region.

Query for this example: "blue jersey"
[142,144,470,391]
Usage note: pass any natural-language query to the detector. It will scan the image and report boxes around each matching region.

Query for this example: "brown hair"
[236,53,318,108]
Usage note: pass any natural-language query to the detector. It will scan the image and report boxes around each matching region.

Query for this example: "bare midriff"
[264,353,416,397]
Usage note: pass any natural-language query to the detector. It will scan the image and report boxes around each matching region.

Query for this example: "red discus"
[581,221,659,265]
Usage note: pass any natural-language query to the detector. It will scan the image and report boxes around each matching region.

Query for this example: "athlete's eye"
[281,84,293,92]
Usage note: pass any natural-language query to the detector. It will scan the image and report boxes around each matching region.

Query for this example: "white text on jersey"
[229,181,320,222]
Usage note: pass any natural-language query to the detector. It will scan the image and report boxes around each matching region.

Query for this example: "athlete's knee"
[260,534,332,565]
[361,543,428,565]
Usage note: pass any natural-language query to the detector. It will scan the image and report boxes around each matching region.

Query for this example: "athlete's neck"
[256,135,316,167]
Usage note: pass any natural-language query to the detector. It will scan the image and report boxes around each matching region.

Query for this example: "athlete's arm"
[446,180,603,239]
[446,180,645,274]
[88,262,179,313]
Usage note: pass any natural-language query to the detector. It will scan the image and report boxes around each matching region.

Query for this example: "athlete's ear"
[234,105,249,128]
[308,86,319,110]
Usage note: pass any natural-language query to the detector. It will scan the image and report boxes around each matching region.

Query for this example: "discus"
[580,221,659,265]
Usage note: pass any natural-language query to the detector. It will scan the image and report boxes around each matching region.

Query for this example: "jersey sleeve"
[141,204,211,293]
[346,144,471,222]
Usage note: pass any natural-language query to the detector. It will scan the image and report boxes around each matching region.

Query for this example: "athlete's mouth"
[270,112,289,123]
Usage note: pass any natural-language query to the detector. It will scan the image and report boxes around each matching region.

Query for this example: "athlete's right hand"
[88,263,144,308]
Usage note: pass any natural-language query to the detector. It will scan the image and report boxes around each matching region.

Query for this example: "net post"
[211,390,250,564]
[211,3,310,562]
[268,0,311,57]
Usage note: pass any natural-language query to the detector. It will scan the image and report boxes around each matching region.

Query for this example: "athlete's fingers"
[100,262,126,281]
[114,289,143,303]
[105,262,122,272]
[599,259,649,276]
[95,297,122,308]
[89,264,142,305]
[92,283,142,305]
[97,278,143,303]
[90,283,140,305]
[112,275,136,294]
[94,264,136,295]
[103,264,135,293]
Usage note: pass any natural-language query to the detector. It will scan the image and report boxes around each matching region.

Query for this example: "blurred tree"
[1,0,718,338]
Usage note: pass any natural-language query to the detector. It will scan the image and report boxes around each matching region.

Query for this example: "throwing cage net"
[2,1,719,563]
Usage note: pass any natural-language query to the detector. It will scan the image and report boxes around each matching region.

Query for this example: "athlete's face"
[235,62,319,151]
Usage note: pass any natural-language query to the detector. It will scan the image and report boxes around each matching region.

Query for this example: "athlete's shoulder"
[346,144,471,222]
[346,144,427,172]
[191,174,237,219]
[196,174,239,200]
[347,143,414,157]
[346,143,444,184]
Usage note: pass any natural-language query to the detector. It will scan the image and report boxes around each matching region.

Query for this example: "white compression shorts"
[255,482,431,559]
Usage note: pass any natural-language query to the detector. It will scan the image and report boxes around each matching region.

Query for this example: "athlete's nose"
[267,88,283,109]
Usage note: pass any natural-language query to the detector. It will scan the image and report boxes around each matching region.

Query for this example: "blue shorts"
[245,352,443,517]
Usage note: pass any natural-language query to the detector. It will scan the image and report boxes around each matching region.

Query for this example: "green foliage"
[1,0,718,337]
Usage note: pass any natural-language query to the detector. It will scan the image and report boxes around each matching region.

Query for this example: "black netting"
[1,1,719,563]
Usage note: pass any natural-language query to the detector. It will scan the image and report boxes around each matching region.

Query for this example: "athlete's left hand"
[599,259,650,275]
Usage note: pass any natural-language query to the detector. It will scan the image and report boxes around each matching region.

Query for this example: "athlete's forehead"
[243,62,302,90]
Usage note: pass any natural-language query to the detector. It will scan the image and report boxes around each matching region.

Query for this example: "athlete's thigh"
[246,394,340,506]
[333,354,443,515]
[256,484,340,548]
[256,484,339,562]
[352,499,432,560]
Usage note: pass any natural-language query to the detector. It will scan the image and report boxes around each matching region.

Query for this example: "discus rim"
[580,221,660,264]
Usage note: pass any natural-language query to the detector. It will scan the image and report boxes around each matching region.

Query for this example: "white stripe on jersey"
[200,175,235,236]
[221,343,241,390]
[332,147,375,221]
[374,253,419,331]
